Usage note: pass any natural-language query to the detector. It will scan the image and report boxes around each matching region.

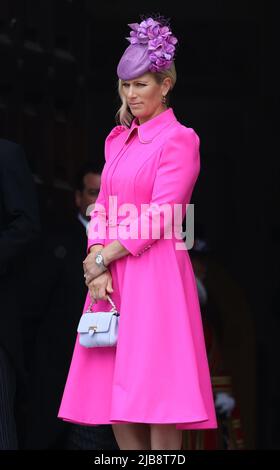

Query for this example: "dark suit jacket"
[24,218,88,448]
[23,217,118,449]
[0,139,40,374]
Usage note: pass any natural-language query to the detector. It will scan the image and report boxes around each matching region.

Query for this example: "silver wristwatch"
[95,250,108,272]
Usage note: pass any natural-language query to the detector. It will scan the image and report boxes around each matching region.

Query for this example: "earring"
[161,95,167,105]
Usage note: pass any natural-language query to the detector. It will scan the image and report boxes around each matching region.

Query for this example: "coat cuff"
[87,239,105,254]
[116,232,153,257]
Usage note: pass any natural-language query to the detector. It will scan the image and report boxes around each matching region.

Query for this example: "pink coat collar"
[125,108,177,144]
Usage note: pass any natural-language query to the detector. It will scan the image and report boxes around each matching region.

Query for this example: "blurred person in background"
[183,232,245,449]
[23,162,117,449]
[0,139,40,449]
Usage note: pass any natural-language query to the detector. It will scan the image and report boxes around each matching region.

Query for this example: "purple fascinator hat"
[117,16,178,80]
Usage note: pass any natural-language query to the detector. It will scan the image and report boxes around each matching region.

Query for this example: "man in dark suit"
[24,162,118,449]
[0,139,40,449]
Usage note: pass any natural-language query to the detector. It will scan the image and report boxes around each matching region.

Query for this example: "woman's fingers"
[85,272,97,286]
[88,271,114,301]
[99,287,107,299]
[88,280,110,301]
[106,276,114,294]
[88,286,96,302]
[85,268,104,286]
[84,270,91,286]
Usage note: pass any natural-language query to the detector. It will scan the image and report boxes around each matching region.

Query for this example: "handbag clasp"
[89,326,97,332]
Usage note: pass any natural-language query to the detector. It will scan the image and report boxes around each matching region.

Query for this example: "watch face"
[96,254,102,264]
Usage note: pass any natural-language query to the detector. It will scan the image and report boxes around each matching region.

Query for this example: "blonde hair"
[115,62,177,128]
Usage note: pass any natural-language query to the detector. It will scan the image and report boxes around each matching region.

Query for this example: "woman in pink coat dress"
[58,16,217,450]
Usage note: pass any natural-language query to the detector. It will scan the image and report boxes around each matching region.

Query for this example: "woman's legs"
[112,423,183,450]
[112,423,150,450]
[150,424,183,450]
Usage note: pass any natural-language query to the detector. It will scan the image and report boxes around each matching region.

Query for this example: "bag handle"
[86,295,118,314]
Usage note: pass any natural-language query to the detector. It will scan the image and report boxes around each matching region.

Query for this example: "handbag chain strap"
[87,295,118,314]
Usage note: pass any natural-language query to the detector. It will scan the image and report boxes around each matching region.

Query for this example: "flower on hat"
[126,17,178,73]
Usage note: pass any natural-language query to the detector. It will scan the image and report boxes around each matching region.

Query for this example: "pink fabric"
[58,108,217,430]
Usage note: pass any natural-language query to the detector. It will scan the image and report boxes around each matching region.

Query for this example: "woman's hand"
[88,270,114,302]
[83,245,107,286]
[83,241,130,286]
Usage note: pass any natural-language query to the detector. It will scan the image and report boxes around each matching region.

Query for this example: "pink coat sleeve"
[87,126,126,253]
[87,182,107,252]
[117,127,200,256]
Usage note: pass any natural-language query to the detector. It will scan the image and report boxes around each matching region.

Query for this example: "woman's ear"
[162,77,172,95]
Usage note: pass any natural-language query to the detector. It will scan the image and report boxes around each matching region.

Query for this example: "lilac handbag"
[77,295,119,348]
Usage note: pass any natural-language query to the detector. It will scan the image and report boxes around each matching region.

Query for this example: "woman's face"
[121,73,171,124]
